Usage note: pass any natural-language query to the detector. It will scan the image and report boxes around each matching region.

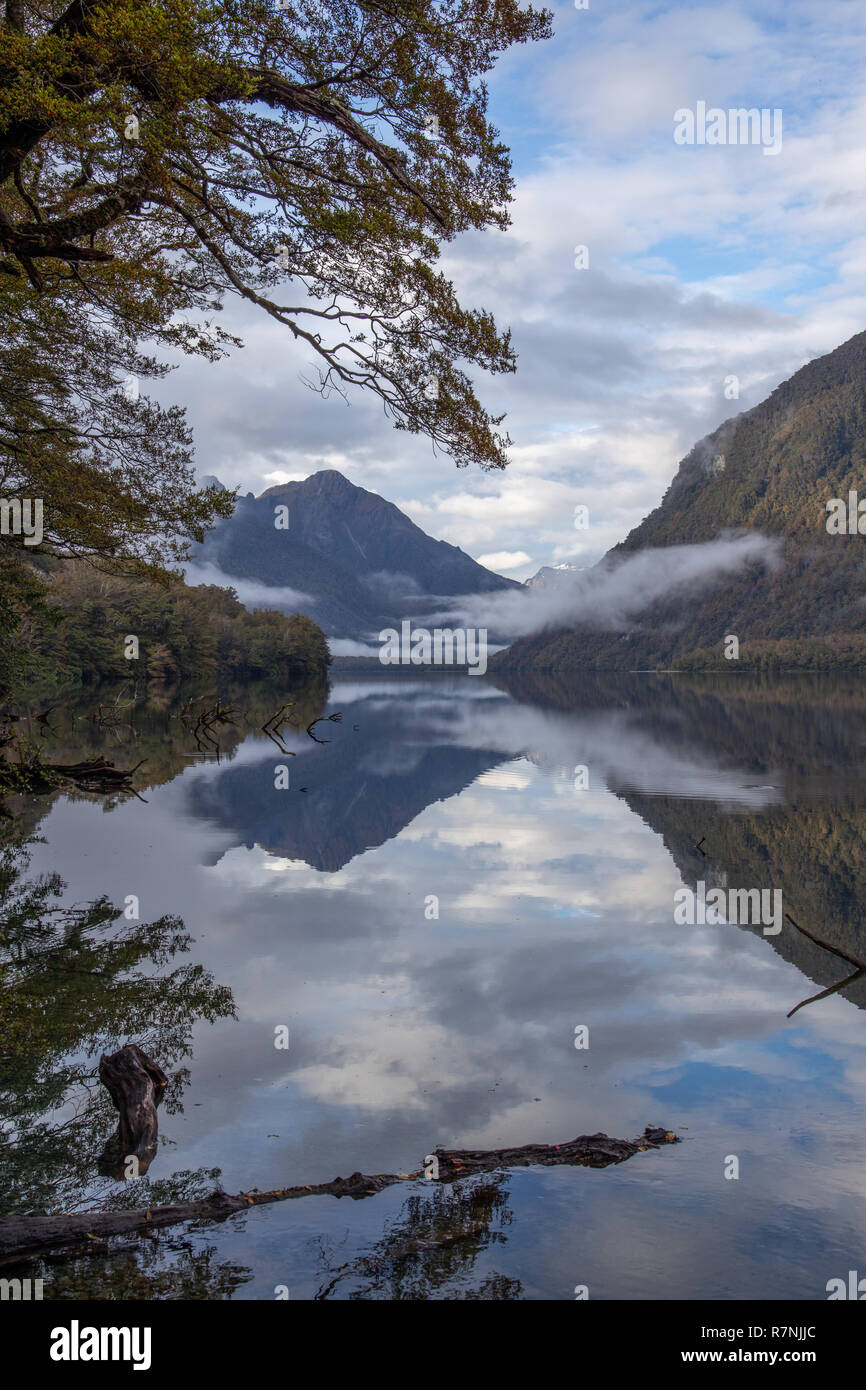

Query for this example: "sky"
[163,0,866,582]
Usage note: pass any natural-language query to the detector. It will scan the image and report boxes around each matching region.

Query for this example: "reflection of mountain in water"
[622,789,866,1013]
[494,668,866,1012]
[189,688,508,872]
[190,670,866,1009]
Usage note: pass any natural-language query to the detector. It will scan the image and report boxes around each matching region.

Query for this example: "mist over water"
[445,535,783,639]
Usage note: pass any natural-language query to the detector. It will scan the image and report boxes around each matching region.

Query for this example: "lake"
[3,670,866,1300]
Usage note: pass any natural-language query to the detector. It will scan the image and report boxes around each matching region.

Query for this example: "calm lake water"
[4,670,866,1299]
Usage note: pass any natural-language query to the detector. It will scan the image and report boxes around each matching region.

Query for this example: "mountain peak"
[301,469,360,492]
[193,467,520,637]
[262,469,364,501]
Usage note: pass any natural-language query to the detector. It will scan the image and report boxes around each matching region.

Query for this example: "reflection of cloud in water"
[330,679,502,703]
[20,675,866,1297]
[397,692,783,807]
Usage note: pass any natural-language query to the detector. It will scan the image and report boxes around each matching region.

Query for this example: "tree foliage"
[28,558,332,685]
[0,0,551,582]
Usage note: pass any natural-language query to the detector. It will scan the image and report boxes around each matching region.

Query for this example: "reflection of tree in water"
[40,1236,252,1301]
[12,678,329,797]
[315,1177,522,1300]
[0,834,236,1217]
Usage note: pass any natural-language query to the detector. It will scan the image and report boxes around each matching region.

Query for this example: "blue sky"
[168,0,866,580]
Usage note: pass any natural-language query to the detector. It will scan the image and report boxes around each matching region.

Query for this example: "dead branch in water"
[0,1127,679,1268]
[180,701,237,758]
[261,703,298,754]
[784,912,866,1017]
[305,712,342,743]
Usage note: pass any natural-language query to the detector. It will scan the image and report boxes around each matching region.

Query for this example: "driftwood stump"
[97,1044,167,1180]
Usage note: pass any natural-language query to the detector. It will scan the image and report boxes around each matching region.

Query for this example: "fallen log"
[97,1044,168,1181]
[0,1127,678,1267]
[57,757,145,786]
[430,1128,677,1175]
[0,753,145,795]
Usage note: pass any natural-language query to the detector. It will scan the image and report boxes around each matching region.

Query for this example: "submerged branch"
[784,912,866,1016]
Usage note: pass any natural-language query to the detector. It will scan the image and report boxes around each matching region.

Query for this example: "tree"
[25,561,333,686]
[0,834,237,1214]
[0,0,552,583]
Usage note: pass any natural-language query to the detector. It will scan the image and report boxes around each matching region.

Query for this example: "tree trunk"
[97,1044,167,1180]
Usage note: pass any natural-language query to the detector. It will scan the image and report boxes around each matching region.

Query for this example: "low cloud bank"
[438,534,782,639]
[183,560,312,613]
[329,638,384,657]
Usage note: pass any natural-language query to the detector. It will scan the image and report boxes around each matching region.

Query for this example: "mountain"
[525,562,584,590]
[189,685,509,872]
[495,330,866,671]
[190,469,519,638]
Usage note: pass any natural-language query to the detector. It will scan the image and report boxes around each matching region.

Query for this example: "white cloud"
[475,549,533,571]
